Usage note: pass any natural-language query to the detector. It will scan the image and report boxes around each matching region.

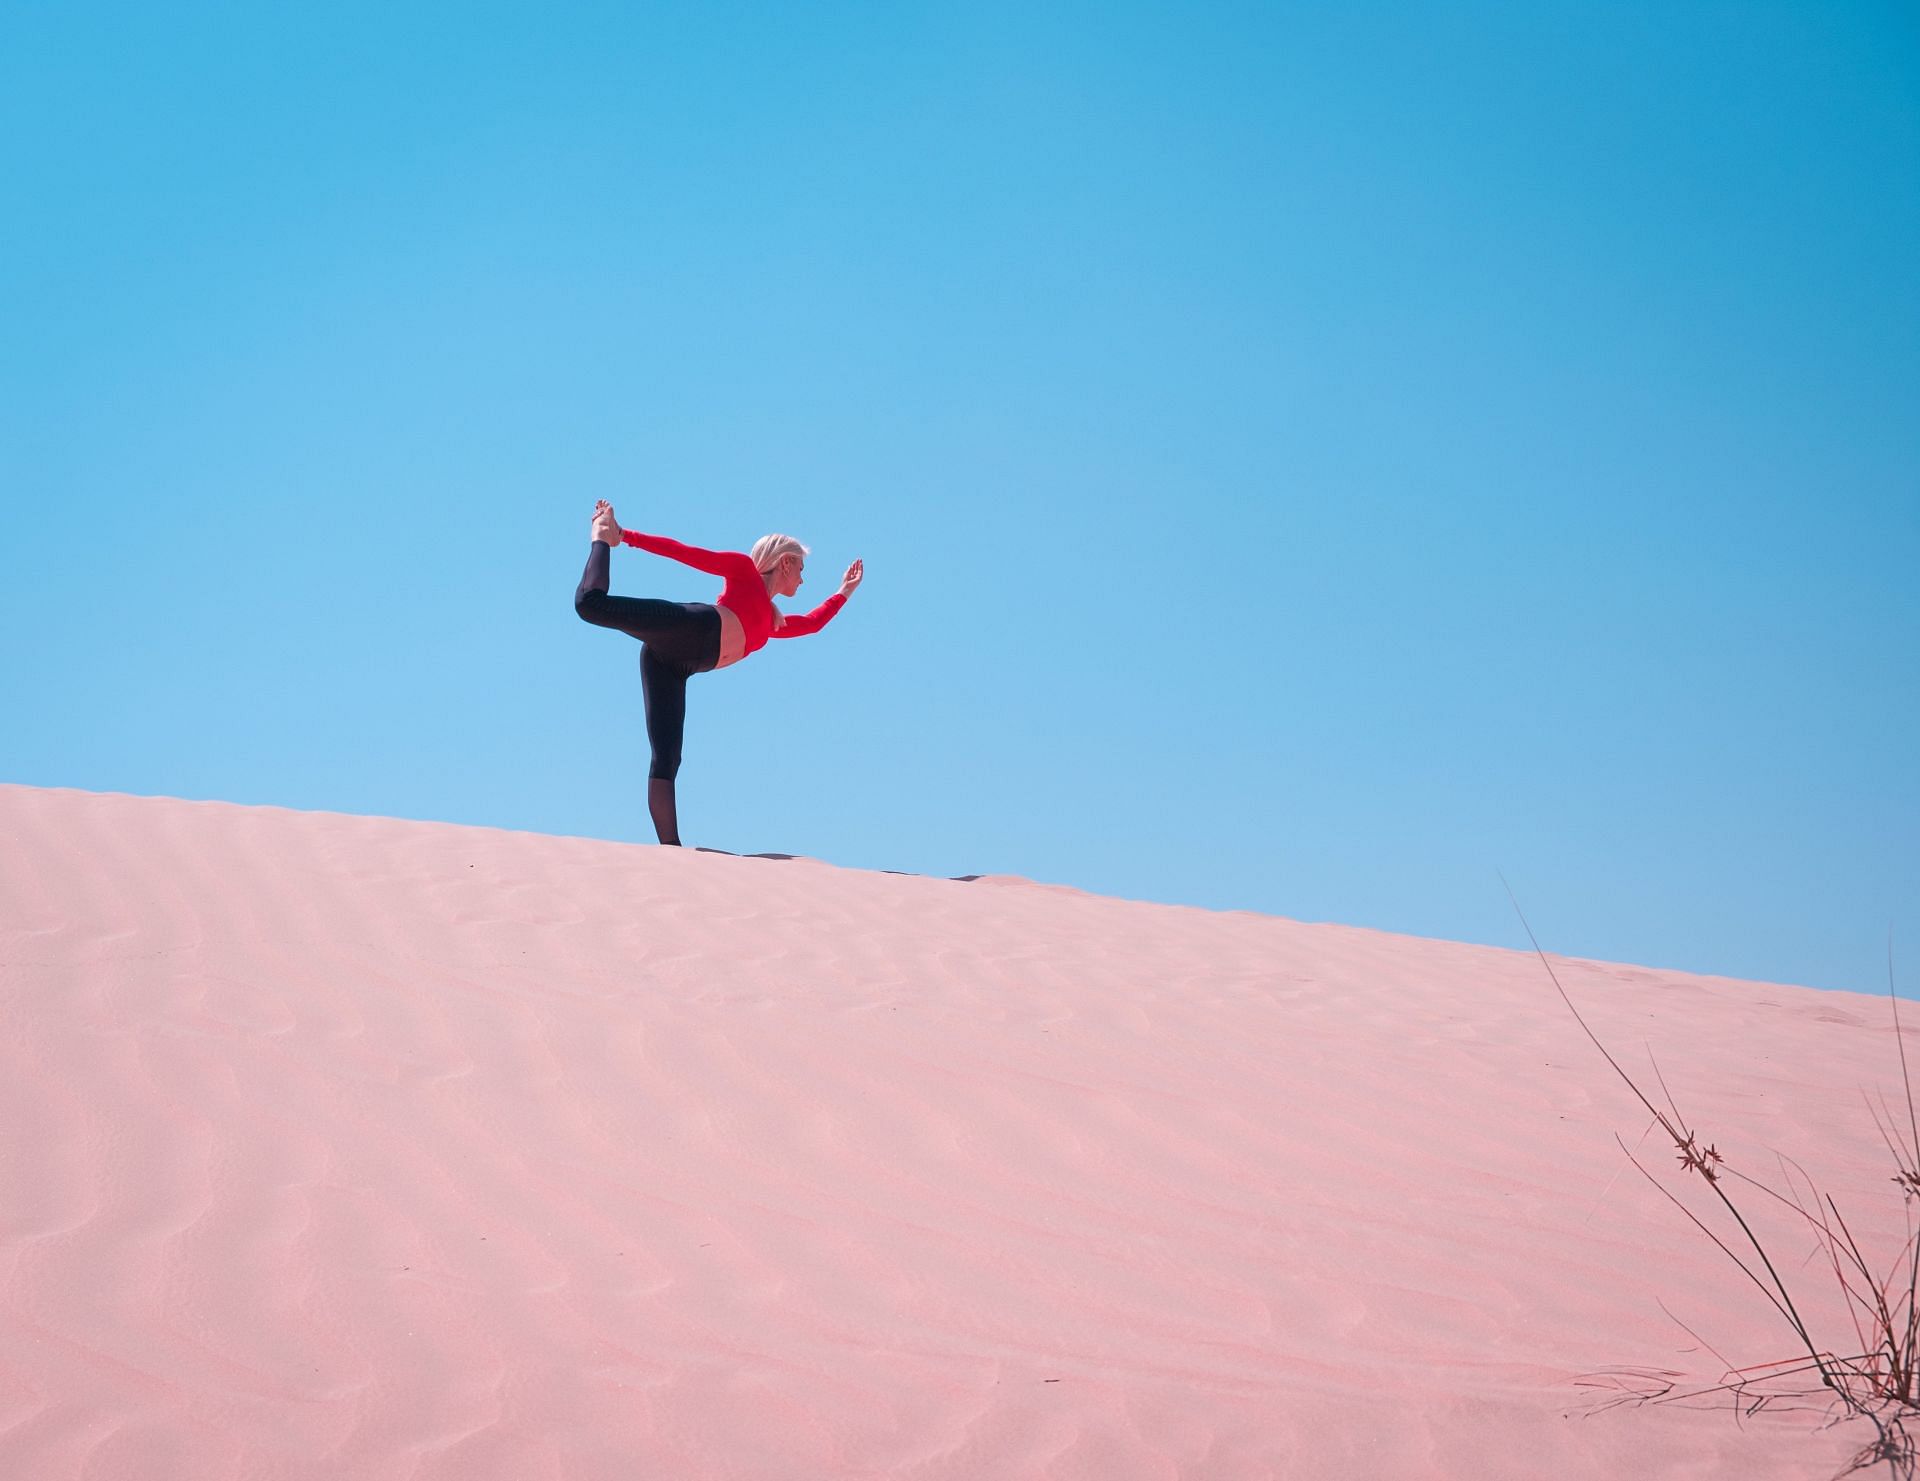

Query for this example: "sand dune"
[0,783,1907,1478]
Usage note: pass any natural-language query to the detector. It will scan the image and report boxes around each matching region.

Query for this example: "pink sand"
[1,783,1909,1478]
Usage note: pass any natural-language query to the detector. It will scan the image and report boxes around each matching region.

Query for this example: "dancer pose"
[574,500,864,845]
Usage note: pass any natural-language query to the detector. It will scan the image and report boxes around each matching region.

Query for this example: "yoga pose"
[574,500,864,846]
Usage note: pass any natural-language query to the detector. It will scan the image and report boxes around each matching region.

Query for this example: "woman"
[574,499,864,846]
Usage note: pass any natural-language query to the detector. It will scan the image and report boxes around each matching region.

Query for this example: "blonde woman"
[574,499,864,845]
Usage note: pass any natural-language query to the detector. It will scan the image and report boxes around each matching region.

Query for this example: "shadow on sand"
[692,846,986,884]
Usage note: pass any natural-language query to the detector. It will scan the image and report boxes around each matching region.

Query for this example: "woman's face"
[783,554,805,595]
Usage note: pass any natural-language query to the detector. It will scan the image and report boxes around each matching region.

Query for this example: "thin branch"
[1893,933,1918,1177]
[1615,1134,1796,1329]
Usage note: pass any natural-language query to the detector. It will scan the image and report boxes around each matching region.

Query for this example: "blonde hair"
[749,533,809,574]
[749,534,809,631]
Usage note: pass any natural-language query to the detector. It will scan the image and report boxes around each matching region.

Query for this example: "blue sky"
[3,1,1915,997]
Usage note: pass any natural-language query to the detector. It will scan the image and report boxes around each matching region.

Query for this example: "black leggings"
[574,541,722,780]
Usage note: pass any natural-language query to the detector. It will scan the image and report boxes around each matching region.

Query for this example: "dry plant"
[1504,883,1919,1478]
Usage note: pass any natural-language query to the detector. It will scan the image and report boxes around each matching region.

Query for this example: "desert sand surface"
[1,783,1909,1479]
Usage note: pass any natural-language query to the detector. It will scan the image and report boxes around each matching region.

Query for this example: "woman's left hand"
[838,558,864,597]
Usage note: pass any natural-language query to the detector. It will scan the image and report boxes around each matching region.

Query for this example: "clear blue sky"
[3,1,1915,997]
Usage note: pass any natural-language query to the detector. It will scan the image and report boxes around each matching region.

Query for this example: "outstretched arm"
[772,559,863,639]
[772,592,847,638]
[595,502,751,579]
[622,529,749,578]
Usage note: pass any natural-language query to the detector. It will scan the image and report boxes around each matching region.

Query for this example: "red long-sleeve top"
[619,529,847,658]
